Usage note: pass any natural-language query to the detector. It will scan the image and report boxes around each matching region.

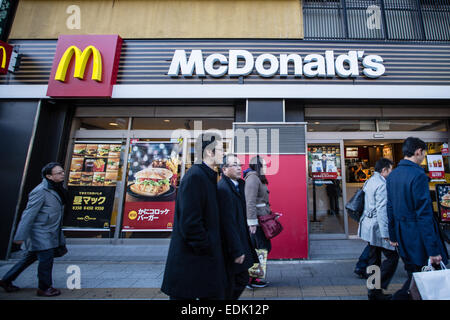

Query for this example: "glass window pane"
[378,120,448,131]
[307,120,376,132]
[307,144,345,234]
[78,117,129,130]
[131,118,233,130]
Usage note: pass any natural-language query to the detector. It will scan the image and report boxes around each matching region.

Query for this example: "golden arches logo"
[0,46,6,69]
[55,45,102,82]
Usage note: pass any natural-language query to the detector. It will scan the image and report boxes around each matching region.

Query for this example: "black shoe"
[0,280,20,293]
[368,290,392,301]
[354,268,368,279]
[37,287,61,297]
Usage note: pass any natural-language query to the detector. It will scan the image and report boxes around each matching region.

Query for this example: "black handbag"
[345,181,368,223]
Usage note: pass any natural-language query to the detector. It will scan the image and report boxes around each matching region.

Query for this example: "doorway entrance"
[344,140,404,235]
[307,131,450,239]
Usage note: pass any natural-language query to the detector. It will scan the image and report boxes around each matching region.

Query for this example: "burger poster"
[64,143,122,229]
[436,184,450,223]
[122,141,181,231]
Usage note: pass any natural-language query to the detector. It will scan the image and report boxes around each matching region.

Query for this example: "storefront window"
[79,117,129,130]
[63,139,127,239]
[378,119,448,131]
[132,118,234,130]
[307,144,345,234]
[307,120,376,132]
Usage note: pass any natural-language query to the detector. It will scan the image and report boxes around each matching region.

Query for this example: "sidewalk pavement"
[0,239,447,300]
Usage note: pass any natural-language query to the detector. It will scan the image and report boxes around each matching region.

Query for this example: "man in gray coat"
[358,158,399,300]
[0,162,67,297]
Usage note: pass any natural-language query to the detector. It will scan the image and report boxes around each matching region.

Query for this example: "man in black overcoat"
[218,154,259,300]
[161,133,227,300]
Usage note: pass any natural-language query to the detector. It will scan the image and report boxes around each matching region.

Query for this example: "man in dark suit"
[218,154,258,300]
[0,162,66,297]
[161,133,227,300]
[387,137,449,300]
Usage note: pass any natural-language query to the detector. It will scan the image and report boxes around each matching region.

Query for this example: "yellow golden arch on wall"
[0,46,6,69]
[55,45,102,82]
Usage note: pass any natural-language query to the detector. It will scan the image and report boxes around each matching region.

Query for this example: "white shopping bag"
[411,261,450,300]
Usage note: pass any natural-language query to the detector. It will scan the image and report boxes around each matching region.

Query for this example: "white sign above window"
[168,49,385,79]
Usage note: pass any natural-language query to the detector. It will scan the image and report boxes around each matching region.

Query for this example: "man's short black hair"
[402,137,427,157]
[41,162,63,178]
[374,158,394,173]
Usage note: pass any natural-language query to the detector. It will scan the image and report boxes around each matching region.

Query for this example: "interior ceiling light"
[109,122,118,126]
[164,119,171,122]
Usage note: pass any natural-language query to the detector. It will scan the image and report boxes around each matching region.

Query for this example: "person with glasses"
[218,154,258,299]
[0,162,67,297]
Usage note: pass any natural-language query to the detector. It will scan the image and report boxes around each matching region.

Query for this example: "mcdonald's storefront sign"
[0,40,13,75]
[47,35,122,97]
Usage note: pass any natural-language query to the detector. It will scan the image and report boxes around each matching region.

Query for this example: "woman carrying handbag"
[244,155,272,289]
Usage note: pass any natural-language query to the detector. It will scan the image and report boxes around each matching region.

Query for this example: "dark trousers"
[1,249,54,291]
[226,270,249,300]
[355,243,371,271]
[391,262,422,300]
[326,183,340,215]
[367,244,399,292]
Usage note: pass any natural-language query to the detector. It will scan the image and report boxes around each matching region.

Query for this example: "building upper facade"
[4,0,450,42]
[8,0,303,39]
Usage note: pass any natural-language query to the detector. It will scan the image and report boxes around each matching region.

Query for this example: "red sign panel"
[122,201,175,230]
[47,35,122,97]
[0,40,13,75]
[430,171,445,179]
[239,154,309,259]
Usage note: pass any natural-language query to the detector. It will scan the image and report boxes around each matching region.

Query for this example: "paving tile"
[73,288,117,299]
[303,296,341,300]
[240,288,254,298]
[130,288,159,299]
[253,287,278,298]
[277,286,302,298]
[301,286,326,297]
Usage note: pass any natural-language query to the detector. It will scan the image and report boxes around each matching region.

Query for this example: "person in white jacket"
[358,158,399,300]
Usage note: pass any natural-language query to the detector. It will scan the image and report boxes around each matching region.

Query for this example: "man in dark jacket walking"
[161,133,227,300]
[387,137,449,300]
[218,154,258,300]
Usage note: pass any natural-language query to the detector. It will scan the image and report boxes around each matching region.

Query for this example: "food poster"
[436,184,450,222]
[308,146,340,180]
[427,155,445,179]
[64,143,122,228]
[122,141,181,230]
